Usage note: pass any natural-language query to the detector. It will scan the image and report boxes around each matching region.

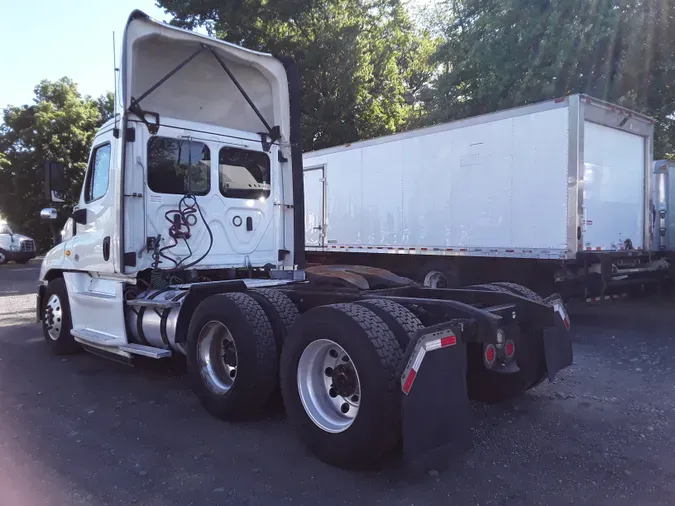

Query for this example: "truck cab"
[0,220,36,264]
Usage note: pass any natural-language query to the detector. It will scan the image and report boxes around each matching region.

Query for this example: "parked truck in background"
[35,10,572,470]
[303,95,669,300]
[0,219,37,264]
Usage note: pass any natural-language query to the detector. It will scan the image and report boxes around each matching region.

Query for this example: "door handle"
[313,225,323,230]
[102,236,110,261]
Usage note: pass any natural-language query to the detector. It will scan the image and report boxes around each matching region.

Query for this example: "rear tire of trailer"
[280,303,403,469]
[466,283,547,402]
[186,292,278,420]
[41,278,80,355]
[248,288,300,352]
[356,299,424,349]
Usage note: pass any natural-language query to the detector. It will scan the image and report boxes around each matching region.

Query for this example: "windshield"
[0,223,11,235]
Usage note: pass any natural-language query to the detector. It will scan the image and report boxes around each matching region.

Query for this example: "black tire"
[280,303,403,469]
[248,288,299,351]
[41,278,80,354]
[356,299,424,349]
[466,283,547,402]
[491,282,545,303]
[186,292,278,420]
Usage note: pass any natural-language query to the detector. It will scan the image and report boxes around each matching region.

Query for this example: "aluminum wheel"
[297,339,361,433]
[197,321,238,394]
[423,269,448,288]
[44,294,63,340]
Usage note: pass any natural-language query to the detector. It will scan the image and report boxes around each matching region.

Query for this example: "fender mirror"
[44,161,67,203]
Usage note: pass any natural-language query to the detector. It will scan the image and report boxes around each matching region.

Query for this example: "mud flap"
[400,323,472,472]
[542,300,573,381]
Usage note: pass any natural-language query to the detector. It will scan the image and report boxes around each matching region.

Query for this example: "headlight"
[9,244,19,251]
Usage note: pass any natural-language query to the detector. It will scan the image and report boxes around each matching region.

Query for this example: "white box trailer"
[304,95,669,298]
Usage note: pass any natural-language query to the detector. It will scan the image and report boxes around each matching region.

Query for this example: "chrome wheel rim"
[297,339,361,433]
[423,270,448,289]
[44,294,63,340]
[197,321,238,394]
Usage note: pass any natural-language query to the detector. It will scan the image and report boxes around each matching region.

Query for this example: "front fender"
[39,242,73,282]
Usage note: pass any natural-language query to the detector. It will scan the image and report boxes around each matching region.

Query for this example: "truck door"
[66,128,119,273]
[304,166,325,247]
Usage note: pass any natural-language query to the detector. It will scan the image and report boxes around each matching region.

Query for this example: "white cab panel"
[63,272,127,343]
[583,122,645,250]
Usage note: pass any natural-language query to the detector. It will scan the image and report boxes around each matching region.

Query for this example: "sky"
[0,0,171,108]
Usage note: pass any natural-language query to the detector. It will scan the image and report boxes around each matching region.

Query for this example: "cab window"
[84,143,111,203]
[218,147,270,199]
[147,137,210,195]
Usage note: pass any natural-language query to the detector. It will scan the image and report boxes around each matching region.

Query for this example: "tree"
[158,0,436,151]
[426,0,675,158]
[0,79,113,250]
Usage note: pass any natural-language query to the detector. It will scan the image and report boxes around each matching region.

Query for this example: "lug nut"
[341,403,349,413]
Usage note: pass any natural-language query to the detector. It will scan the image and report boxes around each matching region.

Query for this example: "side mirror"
[44,161,67,203]
[40,208,58,221]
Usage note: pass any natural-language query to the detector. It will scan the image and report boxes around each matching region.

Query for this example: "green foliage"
[0,78,113,250]
[158,0,436,150]
[425,0,675,157]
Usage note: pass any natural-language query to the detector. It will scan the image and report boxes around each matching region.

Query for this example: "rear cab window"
[147,137,211,195]
[218,147,271,199]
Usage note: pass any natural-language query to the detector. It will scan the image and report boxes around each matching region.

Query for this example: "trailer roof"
[304,94,655,159]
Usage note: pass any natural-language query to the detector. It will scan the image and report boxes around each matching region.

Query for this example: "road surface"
[1,262,674,505]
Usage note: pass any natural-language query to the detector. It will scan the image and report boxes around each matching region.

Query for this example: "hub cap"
[197,321,238,394]
[423,270,448,289]
[44,294,63,340]
[297,339,361,433]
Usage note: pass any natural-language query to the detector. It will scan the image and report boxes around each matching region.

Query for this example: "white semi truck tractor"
[36,10,573,470]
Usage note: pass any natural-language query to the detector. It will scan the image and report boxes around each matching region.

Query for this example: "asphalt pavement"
[1,262,674,505]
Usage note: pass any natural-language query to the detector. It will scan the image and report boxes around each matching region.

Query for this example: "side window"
[84,144,111,203]
[147,137,210,195]
[218,147,271,199]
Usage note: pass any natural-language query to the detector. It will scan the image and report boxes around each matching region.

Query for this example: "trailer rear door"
[582,121,646,250]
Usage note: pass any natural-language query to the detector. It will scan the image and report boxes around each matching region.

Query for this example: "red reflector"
[485,344,496,364]
[505,340,515,357]
[554,97,566,103]
[402,369,417,394]
[440,335,457,347]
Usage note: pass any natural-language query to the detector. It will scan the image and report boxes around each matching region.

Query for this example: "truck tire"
[491,282,545,303]
[41,278,80,354]
[465,283,547,402]
[280,303,403,469]
[356,299,424,349]
[186,292,278,420]
[248,288,299,351]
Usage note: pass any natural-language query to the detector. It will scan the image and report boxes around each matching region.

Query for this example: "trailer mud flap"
[542,301,573,381]
[400,323,472,472]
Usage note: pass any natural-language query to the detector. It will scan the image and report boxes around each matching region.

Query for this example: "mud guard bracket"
[400,322,472,472]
